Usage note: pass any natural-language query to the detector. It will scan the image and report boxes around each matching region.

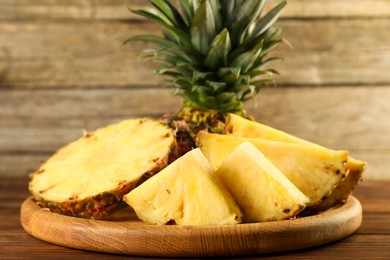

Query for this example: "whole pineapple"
[128,0,287,153]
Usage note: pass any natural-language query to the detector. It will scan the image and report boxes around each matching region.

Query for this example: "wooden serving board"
[20,196,362,257]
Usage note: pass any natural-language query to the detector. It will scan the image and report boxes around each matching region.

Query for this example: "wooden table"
[1,177,389,259]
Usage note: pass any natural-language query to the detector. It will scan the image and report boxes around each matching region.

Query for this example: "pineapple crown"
[127,0,287,113]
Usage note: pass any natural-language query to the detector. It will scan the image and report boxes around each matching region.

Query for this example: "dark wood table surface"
[1,177,389,259]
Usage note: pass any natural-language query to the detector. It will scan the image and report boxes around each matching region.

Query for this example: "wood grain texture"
[1,177,390,259]
[2,0,390,20]
[20,196,362,257]
[1,19,390,87]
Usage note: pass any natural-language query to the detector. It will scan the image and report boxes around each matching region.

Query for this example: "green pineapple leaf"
[245,1,287,45]
[190,0,218,54]
[204,28,231,70]
[231,0,265,46]
[131,8,191,47]
[230,40,264,73]
[128,0,287,113]
[150,0,186,28]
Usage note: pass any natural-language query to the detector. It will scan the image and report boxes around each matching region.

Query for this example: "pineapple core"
[123,148,242,226]
[216,142,309,222]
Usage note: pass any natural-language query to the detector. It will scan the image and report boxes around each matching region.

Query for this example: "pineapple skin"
[32,162,168,219]
[161,106,227,155]
[216,142,309,223]
[308,157,364,213]
[29,118,180,219]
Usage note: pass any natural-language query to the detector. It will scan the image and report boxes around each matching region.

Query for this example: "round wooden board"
[20,196,362,257]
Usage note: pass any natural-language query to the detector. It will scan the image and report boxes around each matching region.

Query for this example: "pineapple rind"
[309,157,364,213]
[29,118,178,218]
[216,142,309,223]
[124,148,242,226]
[197,131,348,207]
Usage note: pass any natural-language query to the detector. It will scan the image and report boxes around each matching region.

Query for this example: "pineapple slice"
[225,113,366,210]
[197,131,348,207]
[225,113,365,174]
[310,157,364,213]
[216,142,309,223]
[123,148,242,226]
[29,118,178,218]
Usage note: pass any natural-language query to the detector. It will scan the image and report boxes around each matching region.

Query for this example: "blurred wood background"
[1,0,389,179]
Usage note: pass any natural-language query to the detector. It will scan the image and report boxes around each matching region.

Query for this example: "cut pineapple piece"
[225,113,366,209]
[29,118,178,218]
[225,113,365,174]
[123,148,242,226]
[310,157,364,213]
[197,132,348,207]
[225,113,311,144]
[216,142,309,223]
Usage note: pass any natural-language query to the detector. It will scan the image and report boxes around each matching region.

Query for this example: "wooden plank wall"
[1,0,389,179]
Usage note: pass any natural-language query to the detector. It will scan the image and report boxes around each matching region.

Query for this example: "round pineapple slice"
[29,118,178,219]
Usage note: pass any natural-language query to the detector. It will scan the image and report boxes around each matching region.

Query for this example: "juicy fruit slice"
[197,132,348,207]
[310,157,364,213]
[225,113,310,144]
[225,113,365,175]
[225,113,366,209]
[123,148,242,225]
[29,118,178,218]
[216,142,309,223]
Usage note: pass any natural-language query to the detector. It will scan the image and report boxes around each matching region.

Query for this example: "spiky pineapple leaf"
[150,0,186,28]
[204,28,231,70]
[131,9,191,47]
[245,1,287,45]
[206,80,226,93]
[190,0,218,55]
[230,40,264,73]
[128,0,288,113]
[231,0,265,46]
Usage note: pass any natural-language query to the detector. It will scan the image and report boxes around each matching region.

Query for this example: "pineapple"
[197,131,349,207]
[29,118,179,218]
[128,0,288,152]
[29,0,290,219]
[27,0,365,222]
[225,113,366,211]
[216,142,309,222]
[123,148,242,225]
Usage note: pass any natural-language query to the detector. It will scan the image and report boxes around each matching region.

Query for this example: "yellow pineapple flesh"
[216,142,309,222]
[225,113,366,210]
[197,131,348,207]
[310,157,364,213]
[123,148,242,225]
[29,118,178,218]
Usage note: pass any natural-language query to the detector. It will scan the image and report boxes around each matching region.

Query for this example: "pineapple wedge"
[216,142,309,223]
[197,131,348,207]
[29,118,178,218]
[310,157,364,213]
[123,148,242,225]
[225,113,366,210]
